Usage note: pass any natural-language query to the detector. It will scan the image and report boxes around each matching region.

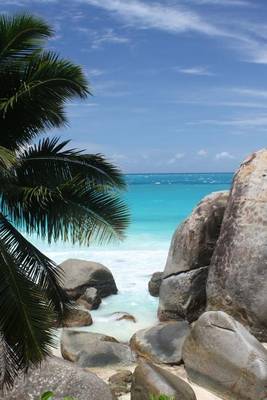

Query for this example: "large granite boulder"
[61,330,135,367]
[148,272,163,297]
[164,191,229,277]
[61,308,92,328]
[5,356,113,400]
[158,266,209,322]
[80,287,102,310]
[108,370,133,397]
[131,359,197,400]
[207,150,267,341]
[130,321,189,364]
[60,259,118,299]
[182,311,267,400]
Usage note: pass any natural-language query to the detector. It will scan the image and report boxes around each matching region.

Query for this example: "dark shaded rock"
[206,151,267,341]
[61,308,92,328]
[75,297,92,311]
[81,287,102,310]
[182,311,267,400]
[158,266,209,323]
[130,321,189,365]
[148,272,163,297]
[109,370,133,397]
[131,359,197,400]
[60,259,118,299]
[164,191,229,277]
[5,356,112,400]
[61,330,135,367]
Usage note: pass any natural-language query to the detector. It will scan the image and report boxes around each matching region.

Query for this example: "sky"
[2,0,267,173]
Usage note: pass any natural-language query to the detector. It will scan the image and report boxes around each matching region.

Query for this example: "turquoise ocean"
[35,173,233,342]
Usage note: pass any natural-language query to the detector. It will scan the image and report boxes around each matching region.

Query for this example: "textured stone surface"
[207,150,267,341]
[112,312,137,323]
[130,321,189,364]
[182,311,267,400]
[81,287,102,310]
[148,272,163,297]
[61,330,135,367]
[60,259,118,299]
[61,308,92,328]
[131,359,197,400]
[164,191,229,277]
[108,370,133,397]
[158,266,209,323]
[5,356,113,400]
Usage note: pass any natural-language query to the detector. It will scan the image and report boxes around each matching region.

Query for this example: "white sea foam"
[44,247,168,342]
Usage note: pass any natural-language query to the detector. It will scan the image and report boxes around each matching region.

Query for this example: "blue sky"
[2,0,267,172]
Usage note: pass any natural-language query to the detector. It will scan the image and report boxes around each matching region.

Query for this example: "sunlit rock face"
[182,311,267,400]
[158,191,229,323]
[207,150,267,341]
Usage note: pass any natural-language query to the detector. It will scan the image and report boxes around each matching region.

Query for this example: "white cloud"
[87,68,106,77]
[232,88,267,98]
[167,152,185,164]
[188,0,252,6]
[176,66,214,76]
[81,0,267,64]
[197,149,208,156]
[110,153,127,162]
[83,0,221,36]
[192,116,267,127]
[215,151,235,160]
[91,28,130,49]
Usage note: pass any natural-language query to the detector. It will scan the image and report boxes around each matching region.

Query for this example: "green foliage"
[0,13,129,391]
[149,395,175,400]
[41,391,76,400]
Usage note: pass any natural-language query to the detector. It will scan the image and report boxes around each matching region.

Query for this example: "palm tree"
[0,14,129,390]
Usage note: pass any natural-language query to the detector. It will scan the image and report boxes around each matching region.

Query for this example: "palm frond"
[0,213,70,318]
[0,147,15,171]
[18,137,126,189]
[0,14,52,63]
[0,240,56,390]
[1,177,130,245]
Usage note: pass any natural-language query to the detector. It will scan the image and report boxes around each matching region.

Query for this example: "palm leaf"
[0,240,56,390]
[0,213,71,319]
[0,147,15,171]
[0,14,52,63]
[18,137,126,189]
[1,177,130,245]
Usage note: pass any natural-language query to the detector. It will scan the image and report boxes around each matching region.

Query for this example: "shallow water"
[33,173,233,342]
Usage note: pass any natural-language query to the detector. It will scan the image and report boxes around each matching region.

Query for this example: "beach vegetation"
[41,391,76,400]
[0,13,129,390]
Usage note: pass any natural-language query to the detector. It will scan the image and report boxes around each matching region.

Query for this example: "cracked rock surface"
[207,150,267,341]
[182,311,267,400]
[158,191,229,322]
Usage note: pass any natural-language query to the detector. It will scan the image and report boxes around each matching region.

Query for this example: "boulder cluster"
[6,150,267,400]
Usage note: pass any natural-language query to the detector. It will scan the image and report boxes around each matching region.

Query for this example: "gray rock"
[182,311,267,400]
[60,259,118,299]
[131,359,197,400]
[61,308,92,328]
[81,287,102,310]
[61,330,135,368]
[164,191,229,277]
[108,370,133,397]
[148,272,163,297]
[111,312,137,323]
[207,150,267,341]
[5,356,112,400]
[158,266,209,323]
[130,321,189,364]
